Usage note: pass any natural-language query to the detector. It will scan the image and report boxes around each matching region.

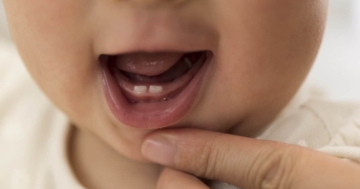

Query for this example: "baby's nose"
[126,0,188,8]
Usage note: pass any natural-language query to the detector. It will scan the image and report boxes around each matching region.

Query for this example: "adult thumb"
[141,128,360,189]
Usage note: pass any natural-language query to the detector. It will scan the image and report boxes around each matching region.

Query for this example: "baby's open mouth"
[109,51,206,103]
[100,51,211,129]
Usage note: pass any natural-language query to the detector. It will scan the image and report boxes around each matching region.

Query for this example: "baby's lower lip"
[100,51,212,129]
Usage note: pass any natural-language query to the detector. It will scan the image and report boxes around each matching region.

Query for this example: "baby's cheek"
[4,0,92,73]
[4,0,85,36]
[4,0,94,107]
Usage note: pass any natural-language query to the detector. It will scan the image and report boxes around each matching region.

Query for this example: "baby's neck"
[68,126,162,189]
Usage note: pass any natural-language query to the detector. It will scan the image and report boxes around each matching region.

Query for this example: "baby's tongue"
[115,52,184,76]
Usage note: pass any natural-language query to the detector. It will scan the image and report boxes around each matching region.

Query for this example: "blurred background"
[0,1,359,101]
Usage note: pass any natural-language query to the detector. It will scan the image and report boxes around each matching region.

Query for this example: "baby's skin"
[3,0,328,188]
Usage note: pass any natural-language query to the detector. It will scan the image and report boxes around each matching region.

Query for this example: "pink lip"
[101,52,212,129]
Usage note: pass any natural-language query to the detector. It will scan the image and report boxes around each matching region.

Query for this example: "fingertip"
[141,135,177,166]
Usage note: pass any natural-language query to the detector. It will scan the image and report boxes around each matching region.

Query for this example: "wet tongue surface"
[115,52,184,76]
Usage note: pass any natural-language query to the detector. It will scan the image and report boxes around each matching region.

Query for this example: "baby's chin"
[113,120,237,163]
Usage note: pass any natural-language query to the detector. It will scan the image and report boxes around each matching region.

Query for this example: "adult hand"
[141,128,360,189]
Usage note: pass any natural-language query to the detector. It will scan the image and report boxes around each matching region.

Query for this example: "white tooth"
[149,85,163,94]
[185,58,193,68]
[134,86,147,94]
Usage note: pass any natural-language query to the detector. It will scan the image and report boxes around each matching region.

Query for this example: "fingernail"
[141,136,177,166]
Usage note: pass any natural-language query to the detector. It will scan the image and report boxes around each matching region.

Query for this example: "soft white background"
[0,1,359,101]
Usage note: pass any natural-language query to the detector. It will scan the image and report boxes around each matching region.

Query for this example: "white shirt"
[0,39,84,189]
[1,39,360,189]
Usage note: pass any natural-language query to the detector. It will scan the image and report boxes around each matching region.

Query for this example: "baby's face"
[3,0,327,160]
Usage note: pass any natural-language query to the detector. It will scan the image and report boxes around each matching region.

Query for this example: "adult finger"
[157,168,209,189]
[142,128,360,189]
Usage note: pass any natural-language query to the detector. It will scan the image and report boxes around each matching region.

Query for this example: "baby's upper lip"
[95,10,218,56]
